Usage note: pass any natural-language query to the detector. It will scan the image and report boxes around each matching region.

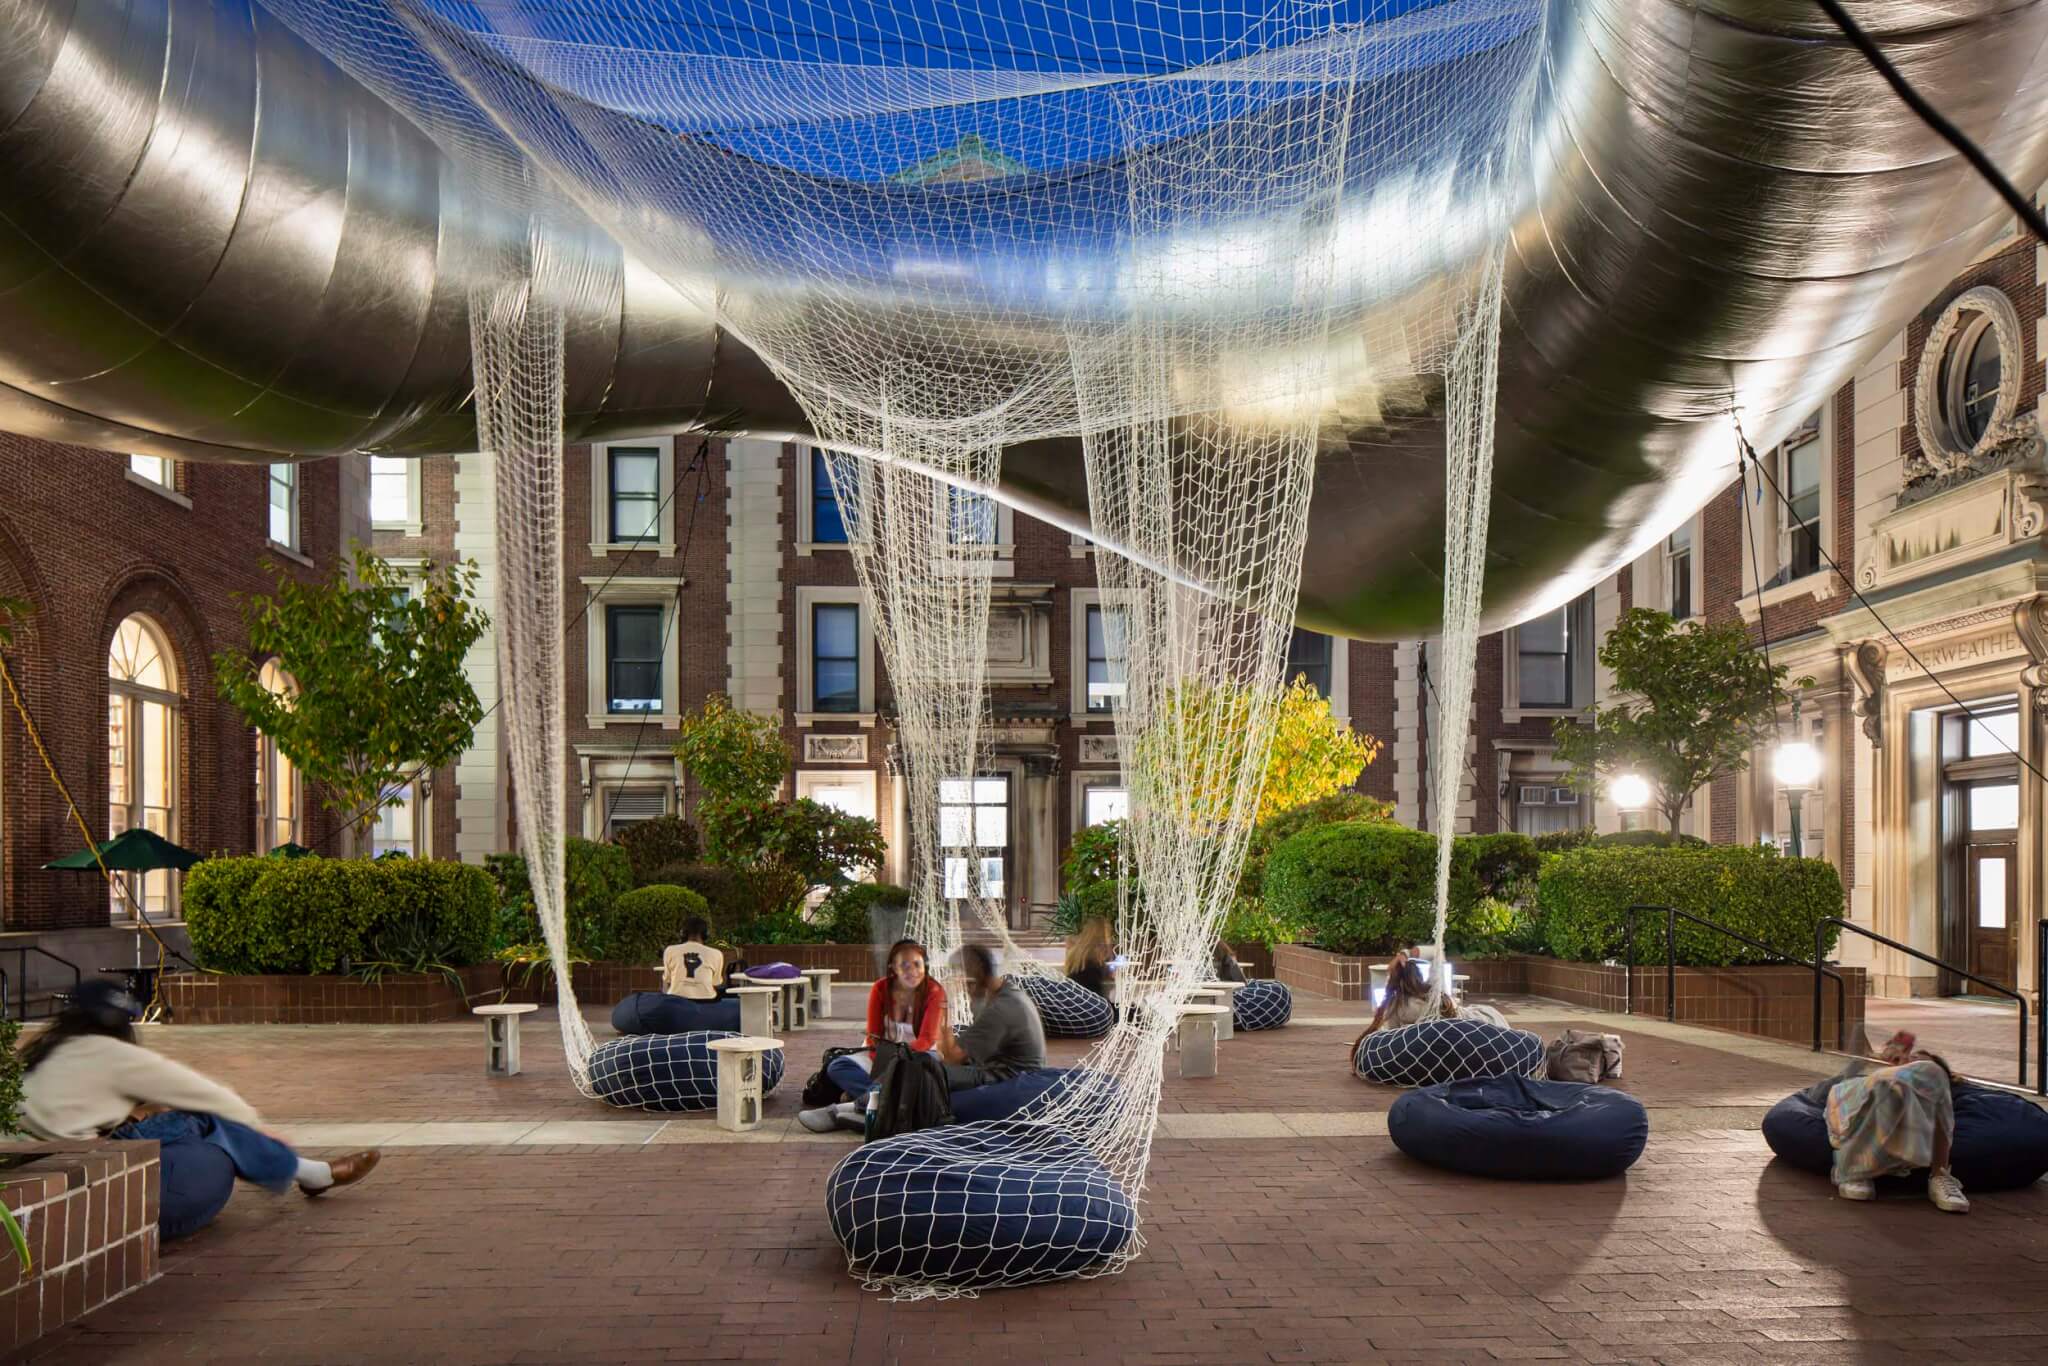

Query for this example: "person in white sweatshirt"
[20,979,378,1232]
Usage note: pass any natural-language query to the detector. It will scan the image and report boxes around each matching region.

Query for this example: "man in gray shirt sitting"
[936,945,1047,1093]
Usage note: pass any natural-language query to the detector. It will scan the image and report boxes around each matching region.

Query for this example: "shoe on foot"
[1837,1179,1875,1201]
[1928,1168,1969,1213]
[833,1101,867,1133]
[305,1149,380,1197]
[798,1105,841,1134]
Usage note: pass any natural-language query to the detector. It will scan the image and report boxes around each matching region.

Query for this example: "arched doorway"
[108,615,180,920]
[254,659,300,852]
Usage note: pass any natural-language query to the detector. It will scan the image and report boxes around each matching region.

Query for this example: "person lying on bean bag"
[1349,949,1508,1057]
[1799,1030,1971,1212]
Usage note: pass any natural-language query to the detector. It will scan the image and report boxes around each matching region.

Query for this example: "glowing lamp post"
[1610,773,1651,832]
[1773,739,1821,858]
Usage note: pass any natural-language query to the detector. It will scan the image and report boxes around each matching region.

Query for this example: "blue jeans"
[111,1111,300,1194]
[825,1053,875,1102]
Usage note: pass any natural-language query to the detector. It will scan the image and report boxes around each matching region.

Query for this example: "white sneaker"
[1837,1179,1876,1201]
[1928,1168,1969,1213]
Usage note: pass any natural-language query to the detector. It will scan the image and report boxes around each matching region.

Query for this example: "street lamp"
[1773,739,1821,857]
[1610,773,1651,831]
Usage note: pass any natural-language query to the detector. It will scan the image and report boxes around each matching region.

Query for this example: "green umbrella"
[43,828,203,873]
[266,842,317,859]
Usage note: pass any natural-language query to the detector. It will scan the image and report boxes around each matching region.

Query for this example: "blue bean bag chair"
[1015,974,1115,1038]
[826,1123,1135,1289]
[1354,1017,1546,1087]
[1761,1081,2048,1192]
[1388,1077,1649,1180]
[1232,979,1292,1031]
[587,1030,785,1112]
[156,1137,238,1241]
[949,1067,1124,1125]
[611,991,741,1036]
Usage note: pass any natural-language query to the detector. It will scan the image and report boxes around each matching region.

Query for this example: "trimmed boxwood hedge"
[608,884,712,963]
[185,857,495,974]
[1264,821,1485,956]
[1539,845,1843,966]
[487,839,633,956]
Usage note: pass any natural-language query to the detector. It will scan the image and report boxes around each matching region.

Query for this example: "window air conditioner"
[1517,785,1549,805]
[1551,787,1580,806]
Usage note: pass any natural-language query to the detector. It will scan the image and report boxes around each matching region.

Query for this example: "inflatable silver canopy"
[3,0,2047,639]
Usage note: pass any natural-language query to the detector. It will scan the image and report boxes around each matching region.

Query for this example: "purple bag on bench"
[747,961,801,980]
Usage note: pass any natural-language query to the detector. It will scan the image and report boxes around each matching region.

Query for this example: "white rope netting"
[256,0,1548,1293]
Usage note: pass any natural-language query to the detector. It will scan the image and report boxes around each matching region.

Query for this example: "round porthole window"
[1915,287,2023,471]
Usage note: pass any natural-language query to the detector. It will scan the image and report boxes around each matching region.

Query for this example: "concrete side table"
[800,968,839,1020]
[1176,1005,1229,1079]
[706,1036,782,1132]
[1198,980,1244,1041]
[780,977,809,1031]
[726,985,779,1038]
[473,1003,539,1077]
[734,975,785,1031]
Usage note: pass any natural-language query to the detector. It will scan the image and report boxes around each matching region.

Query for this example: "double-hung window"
[267,463,299,550]
[1666,521,1694,620]
[813,603,861,713]
[1084,604,1127,714]
[1780,413,1823,582]
[1286,629,1334,699]
[947,486,997,546]
[605,605,664,714]
[811,448,852,543]
[608,447,661,545]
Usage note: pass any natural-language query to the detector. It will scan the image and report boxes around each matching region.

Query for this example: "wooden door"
[1966,844,2018,991]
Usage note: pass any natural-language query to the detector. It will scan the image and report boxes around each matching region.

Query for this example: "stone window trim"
[796,444,859,554]
[124,456,192,509]
[576,746,684,839]
[795,585,877,726]
[578,574,686,729]
[1069,771,1129,834]
[1284,629,1351,725]
[1914,286,2026,472]
[1069,587,1142,723]
[1663,515,1700,620]
[588,435,678,556]
[930,481,1016,569]
[1502,593,1595,722]
[367,455,424,535]
[267,461,302,554]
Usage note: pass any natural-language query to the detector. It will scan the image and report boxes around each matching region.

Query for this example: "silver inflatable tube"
[2,0,2046,637]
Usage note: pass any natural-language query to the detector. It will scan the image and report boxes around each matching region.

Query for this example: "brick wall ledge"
[1275,945,1867,1049]
[0,1141,161,1355]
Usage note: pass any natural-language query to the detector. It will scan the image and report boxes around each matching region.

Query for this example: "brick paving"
[1865,996,2037,1092]
[22,994,2048,1364]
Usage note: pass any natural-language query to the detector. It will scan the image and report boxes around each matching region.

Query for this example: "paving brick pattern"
[23,994,2048,1363]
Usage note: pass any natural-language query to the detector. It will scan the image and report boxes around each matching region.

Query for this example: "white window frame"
[372,780,425,859]
[367,455,423,535]
[267,462,302,555]
[588,436,677,556]
[1664,516,1699,621]
[797,769,880,883]
[1284,629,1351,725]
[125,454,191,509]
[1503,592,1595,722]
[1740,403,1836,615]
[576,747,684,839]
[580,575,686,728]
[107,614,182,920]
[931,482,1015,576]
[1070,589,1131,723]
[796,586,876,726]
[253,660,301,854]
[796,445,862,554]
[1070,771,1130,833]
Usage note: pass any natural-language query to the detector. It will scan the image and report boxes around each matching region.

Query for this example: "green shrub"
[1594,829,1709,849]
[1532,827,1596,854]
[731,906,832,945]
[816,882,909,944]
[1264,821,1483,956]
[608,884,712,963]
[184,856,494,974]
[1445,896,1522,958]
[484,838,632,957]
[1462,832,1539,903]
[656,862,808,937]
[1539,845,1843,966]
[1219,895,1301,948]
[1239,790,1392,901]
[614,815,701,885]
[1062,820,1125,894]
[0,1018,24,1135]
[1050,892,1086,938]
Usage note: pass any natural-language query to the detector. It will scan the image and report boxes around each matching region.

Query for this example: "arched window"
[254,660,300,852]
[108,616,180,919]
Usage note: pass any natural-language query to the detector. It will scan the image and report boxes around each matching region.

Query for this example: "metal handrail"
[1623,903,1848,1050]
[1819,917,2035,1095]
[7,945,81,1022]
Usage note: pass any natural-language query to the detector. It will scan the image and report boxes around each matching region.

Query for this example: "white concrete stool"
[726,985,779,1038]
[734,975,785,1031]
[1199,981,1244,1041]
[801,968,839,1020]
[706,1036,782,1132]
[473,1003,539,1077]
[779,977,809,1031]
[1177,1005,1228,1079]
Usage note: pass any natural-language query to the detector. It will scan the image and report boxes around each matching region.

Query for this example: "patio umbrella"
[266,842,317,859]
[43,828,202,873]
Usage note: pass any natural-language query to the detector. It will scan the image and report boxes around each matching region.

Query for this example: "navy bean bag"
[611,991,741,1036]
[157,1137,238,1241]
[1388,1077,1649,1180]
[1232,979,1292,1032]
[587,1030,785,1112]
[826,1123,1135,1289]
[947,1067,1125,1126]
[1761,1082,2048,1192]
[1355,1017,1546,1087]
[1015,974,1115,1038]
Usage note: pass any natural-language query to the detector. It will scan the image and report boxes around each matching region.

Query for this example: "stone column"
[1022,754,1060,931]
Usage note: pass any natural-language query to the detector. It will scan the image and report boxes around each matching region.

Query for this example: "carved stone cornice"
[2015,597,2048,710]
[1843,640,1886,747]
[1909,286,2031,482]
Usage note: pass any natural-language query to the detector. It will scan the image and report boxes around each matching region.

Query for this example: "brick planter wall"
[1273,943,1376,1001]
[0,1141,160,1355]
[503,962,661,1008]
[160,964,503,1024]
[1227,942,1276,980]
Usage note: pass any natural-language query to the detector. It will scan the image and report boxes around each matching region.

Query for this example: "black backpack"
[801,1045,860,1108]
[867,1041,953,1141]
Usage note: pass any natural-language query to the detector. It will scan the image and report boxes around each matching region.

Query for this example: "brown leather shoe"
[304,1149,381,1197]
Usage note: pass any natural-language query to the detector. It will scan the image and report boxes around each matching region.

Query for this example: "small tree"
[1134,676,1381,830]
[1261,676,1383,824]
[215,548,489,846]
[1552,608,1811,837]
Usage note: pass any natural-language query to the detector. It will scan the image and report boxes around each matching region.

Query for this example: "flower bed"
[1276,947,1865,1048]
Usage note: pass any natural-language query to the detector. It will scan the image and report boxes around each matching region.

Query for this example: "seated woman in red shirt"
[800,939,948,1133]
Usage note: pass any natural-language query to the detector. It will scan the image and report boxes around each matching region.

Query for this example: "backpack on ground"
[802,1045,860,1108]
[867,1040,953,1141]
[1544,1028,1624,1083]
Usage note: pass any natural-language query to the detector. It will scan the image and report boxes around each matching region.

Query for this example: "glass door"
[1967,843,2018,991]
[939,777,1009,916]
